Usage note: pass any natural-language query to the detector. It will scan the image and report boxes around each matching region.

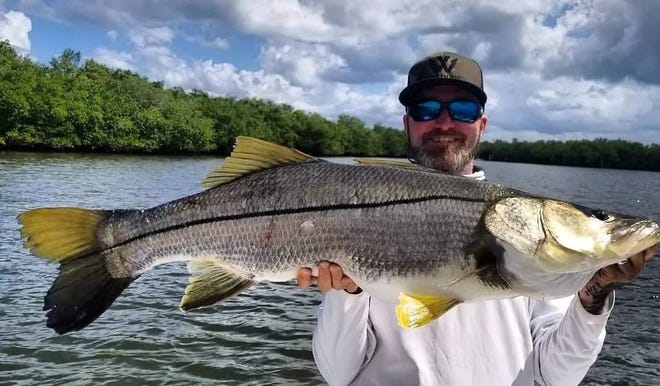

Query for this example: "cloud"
[105,43,399,122]
[128,26,174,48]
[259,40,347,87]
[10,0,660,143]
[208,37,229,49]
[537,0,660,84]
[92,46,134,71]
[107,30,118,41]
[0,10,31,54]
[486,71,660,143]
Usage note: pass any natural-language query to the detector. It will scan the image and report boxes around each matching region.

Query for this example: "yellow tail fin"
[18,207,106,262]
[18,207,137,334]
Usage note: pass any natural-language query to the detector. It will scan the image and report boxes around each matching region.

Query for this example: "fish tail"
[18,207,137,334]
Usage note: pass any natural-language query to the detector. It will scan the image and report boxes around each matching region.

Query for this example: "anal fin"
[180,258,255,311]
[396,293,461,328]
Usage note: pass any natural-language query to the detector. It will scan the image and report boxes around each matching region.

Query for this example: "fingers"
[342,276,359,293]
[583,246,658,304]
[317,261,332,292]
[296,267,313,288]
[615,258,638,278]
[300,261,358,293]
[329,264,344,290]
[621,248,654,278]
[643,245,658,262]
[628,252,646,272]
[603,245,657,285]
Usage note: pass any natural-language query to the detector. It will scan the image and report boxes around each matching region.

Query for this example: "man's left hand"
[578,245,658,314]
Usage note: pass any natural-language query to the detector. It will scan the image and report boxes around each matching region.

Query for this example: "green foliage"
[0,42,407,157]
[6,42,653,170]
[479,138,660,171]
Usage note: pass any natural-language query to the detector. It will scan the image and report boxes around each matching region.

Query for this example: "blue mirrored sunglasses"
[407,99,483,123]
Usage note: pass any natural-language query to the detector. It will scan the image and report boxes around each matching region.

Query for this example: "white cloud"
[0,10,31,54]
[11,0,660,143]
[209,37,229,49]
[92,47,134,71]
[230,0,335,42]
[259,41,346,87]
[128,26,174,48]
[107,30,118,41]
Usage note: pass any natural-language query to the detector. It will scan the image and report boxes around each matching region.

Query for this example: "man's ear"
[403,115,410,134]
[479,114,488,135]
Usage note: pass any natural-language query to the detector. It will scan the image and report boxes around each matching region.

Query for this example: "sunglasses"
[407,99,483,123]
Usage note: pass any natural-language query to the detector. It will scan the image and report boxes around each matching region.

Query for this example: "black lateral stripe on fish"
[101,194,491,253]
[16,136,660,335]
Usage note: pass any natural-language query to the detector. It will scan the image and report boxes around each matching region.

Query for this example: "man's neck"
[458,161,476,176]
[462,163,485,181]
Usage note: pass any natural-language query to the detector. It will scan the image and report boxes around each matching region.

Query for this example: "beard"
[410,132,480,174]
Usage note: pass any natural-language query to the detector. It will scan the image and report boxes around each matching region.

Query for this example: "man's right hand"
[297,261,360,293]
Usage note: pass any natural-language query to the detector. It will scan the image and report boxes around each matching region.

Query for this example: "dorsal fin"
[201,136,316,189]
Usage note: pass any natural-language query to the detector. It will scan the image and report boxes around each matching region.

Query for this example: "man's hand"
[297,261,361,293]
[579,245,658,314]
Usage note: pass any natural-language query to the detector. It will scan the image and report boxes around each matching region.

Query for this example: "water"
[0,152,658,385]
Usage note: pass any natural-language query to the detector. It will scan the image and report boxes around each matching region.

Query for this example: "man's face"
[403,85,488,175]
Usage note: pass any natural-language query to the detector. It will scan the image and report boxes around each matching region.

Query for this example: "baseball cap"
[398,52,487,107]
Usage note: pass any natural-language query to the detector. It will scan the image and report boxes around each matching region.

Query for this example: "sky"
[1,0,659,144]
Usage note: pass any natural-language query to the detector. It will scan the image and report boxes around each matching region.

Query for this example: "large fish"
[17,137,660,334]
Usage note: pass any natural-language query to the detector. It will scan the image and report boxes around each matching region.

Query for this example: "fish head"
[485,197,660,273]
[586,210,660,261]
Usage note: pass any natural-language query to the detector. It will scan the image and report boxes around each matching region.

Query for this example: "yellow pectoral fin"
[180,258,255,311]
[396,293,461,328]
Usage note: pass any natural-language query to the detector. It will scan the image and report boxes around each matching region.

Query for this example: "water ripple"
[1,154,658,385]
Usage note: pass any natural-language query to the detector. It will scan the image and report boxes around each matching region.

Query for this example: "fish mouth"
[608,220,660,258]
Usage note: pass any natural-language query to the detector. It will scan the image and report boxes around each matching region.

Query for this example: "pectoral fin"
[180,258,255,311]
[396,293,461,328]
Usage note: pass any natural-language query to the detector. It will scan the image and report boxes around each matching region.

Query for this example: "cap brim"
[398,78,487,106]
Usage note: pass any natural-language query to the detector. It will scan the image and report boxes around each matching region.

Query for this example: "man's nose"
[434,108,453,130]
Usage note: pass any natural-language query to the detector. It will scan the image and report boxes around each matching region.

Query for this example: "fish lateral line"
[101,193,490,252]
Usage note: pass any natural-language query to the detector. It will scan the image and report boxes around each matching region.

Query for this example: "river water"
[0,151,658,385]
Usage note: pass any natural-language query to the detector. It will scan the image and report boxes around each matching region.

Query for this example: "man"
[297,52,658,386]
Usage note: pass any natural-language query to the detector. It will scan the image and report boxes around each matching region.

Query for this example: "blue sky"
[1,0,660,144]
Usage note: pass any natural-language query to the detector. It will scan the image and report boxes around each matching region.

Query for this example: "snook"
[18,137,660,334]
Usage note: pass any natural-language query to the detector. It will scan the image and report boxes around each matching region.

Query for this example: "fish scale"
[98,160,506,277]
[103,199,486,283]
[17,137,660,334]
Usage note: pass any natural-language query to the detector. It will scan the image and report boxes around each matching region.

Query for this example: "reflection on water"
[1,152,658,385]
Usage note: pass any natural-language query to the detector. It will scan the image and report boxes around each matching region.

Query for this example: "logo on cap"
[431,55,458,76]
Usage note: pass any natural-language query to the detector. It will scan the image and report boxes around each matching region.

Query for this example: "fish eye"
[591,210,609,221]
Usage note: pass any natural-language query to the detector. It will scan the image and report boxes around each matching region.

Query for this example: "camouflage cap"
[398,52,487,106]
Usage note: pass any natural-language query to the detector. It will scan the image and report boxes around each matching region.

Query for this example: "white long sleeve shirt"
[312,168,613,386]
[313,291,613,386]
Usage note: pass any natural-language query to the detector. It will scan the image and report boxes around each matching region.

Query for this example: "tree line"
[478,139,660,171]
[0,41,407,157]
[0,41,657,171]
